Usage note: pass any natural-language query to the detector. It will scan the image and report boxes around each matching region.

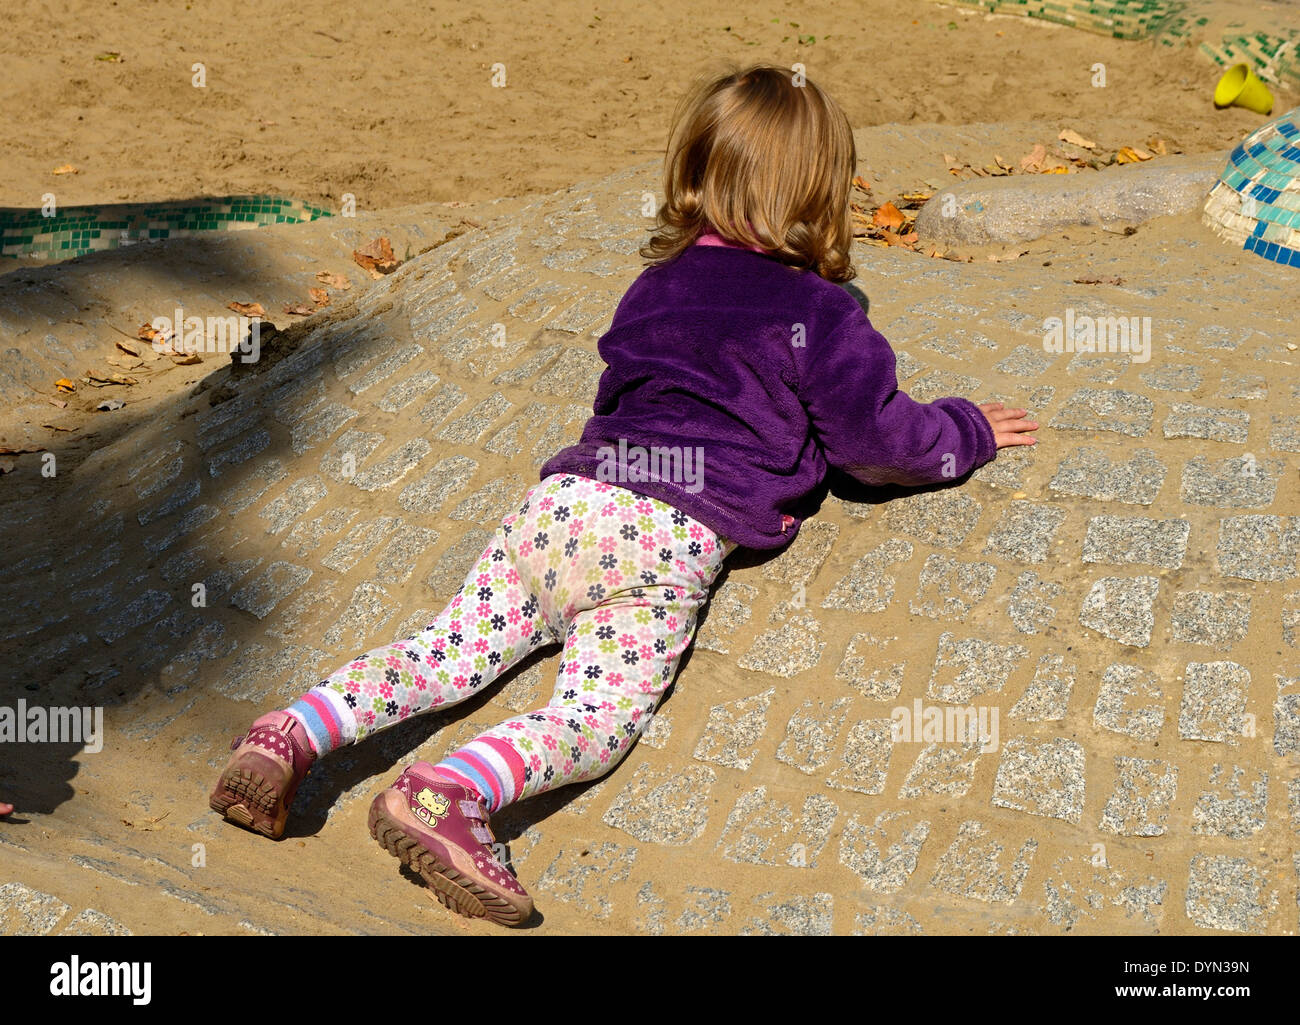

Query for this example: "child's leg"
[282,487,557,757]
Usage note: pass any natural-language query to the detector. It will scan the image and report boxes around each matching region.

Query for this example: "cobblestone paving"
[1,120,1297,935]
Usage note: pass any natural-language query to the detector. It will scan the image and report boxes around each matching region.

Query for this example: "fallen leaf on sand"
[1148,138,1168,156]
[872,202,906,230]
[54,378,76,394]
[115,340,139,357]
[1020,144,1047,171]
[122,811,169,831]
[171,352,202,365]
[1073,275,1125,285]
[97,399,126,411]
[315,270,351,290]
[227,301,266,317]
[48,398,67,409]
[1058,128,1096,150]
[898,191,933,204]
[283,302,315,316]
[1115,146,1152,164]
[994,154,1012,171]
[851,174,872,191]
[95,51,122,61]
[353,237,400,278]
[85,369,137,386]
[1041,166,1071,174]
[881,230,918,248]
[42,423,75,432]
[52,164,79,175]
[309,287,330,306]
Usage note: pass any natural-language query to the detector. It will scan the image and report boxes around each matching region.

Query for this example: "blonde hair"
[640,64,857,283]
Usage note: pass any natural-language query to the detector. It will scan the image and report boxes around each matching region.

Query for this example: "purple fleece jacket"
[539,242,998,549]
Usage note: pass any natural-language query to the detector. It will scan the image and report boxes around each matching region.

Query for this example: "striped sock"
[284,687,355,757]
[432,737,527,813]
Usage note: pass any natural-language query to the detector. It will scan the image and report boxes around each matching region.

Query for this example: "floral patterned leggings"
[300,473,734,809]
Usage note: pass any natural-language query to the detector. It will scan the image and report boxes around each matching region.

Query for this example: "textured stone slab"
[1081,515,1189,569]
[1079,575,1159,647]
[992,737,1086,824]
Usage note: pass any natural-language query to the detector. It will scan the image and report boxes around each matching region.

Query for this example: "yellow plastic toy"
[1213,63,1274,114]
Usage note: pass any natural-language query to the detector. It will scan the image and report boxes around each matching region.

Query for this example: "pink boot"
[368,762,533,926]
[209,712,316,839]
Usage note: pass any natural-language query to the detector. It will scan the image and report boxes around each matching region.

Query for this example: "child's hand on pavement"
[978,402,1038,449]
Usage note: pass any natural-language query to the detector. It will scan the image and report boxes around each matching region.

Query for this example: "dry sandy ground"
[3,0,1289,212]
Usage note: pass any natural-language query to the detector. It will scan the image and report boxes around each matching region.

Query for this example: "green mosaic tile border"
[934,0,1300,89]
[0,195,333,260]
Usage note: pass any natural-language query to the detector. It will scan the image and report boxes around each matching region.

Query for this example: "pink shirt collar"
[694,229,769,254]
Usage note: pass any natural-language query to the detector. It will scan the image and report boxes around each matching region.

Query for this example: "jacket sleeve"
[793,304,998,486]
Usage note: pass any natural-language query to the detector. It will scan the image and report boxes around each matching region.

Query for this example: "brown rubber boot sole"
[209,762,291,840]
[367,789,531,927]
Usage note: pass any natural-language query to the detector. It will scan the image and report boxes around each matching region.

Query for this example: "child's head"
[641,64,857,283]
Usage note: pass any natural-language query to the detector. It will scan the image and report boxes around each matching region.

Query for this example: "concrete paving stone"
[1099,756,1178,837]
[821,538,913,612]
[737,611,825,678]
[416,383,468,428]
[1218,371,1266,401]
[351,438,432,492]
[1179,661,1250,744]
[1268,415,1300,453]
[529,347,604,398]
[760,519,838,586]
[1282,594,1300,648]
[376,369,441,413]
[436,391,512,444]
[1162,403,1249,444]
[691,687,775,771]
[1039,856,1167,932]
[839,810,930,892]
[1185,854,1271,934]
[207,428,271,478]
[1081,515,1190,568]
[1050,388,1154,437]
[994,344,1057,378]
[907,369,983,405]
[1288,781,1300,833]
[930,820,1038,904]
[898,743,982,799]
[264,581,342,643]
[228,561,312,620]
[96,589,174,644]
[973,444,1035,490]
[1170,590,1251,650]
[992,736,1086,824]
[320,515,403,573]
[128,438,185,498]
[348,343,424,396]
[270,376,328,429]
[217,458,288,515]
[893,349,927,380]
[1180,454,1282,508]
[1009,654,1076,722]
[909,553,998,619]
[739,893,834,936]
[640,710,672,750]
[925,632,1029,703]
[159,621,238,685]
[695,580,756,654]
[137,478,200,527]
[1139,363,1202,392]
[1216,515,1300,582]
[601,762,716,846]
[1061,354,1127,388]
[398,454,479,514]
[282,506,361,557]
[408,294,478,345]
[1049,447,1167,505]
[835,635,905,700]
[289,401,361,455]
[1275,677,1300,757]
[372,524,441,584]
[534,841,637,921]
[824,719,893,795]
[0,883,70,935]
[527,404,590,464]
[424,528,493,597]
[1079,575,1160,647]
[507,283,568,323]
[917,326,998,359]
[983,501,1066,564]
[320,429,385,484]
[775,696,852,773]
[202,557,263,604]
[490,343,563,388]
[852,906,925,935]
[1192,764,1268,839]
[59,909,132,936]
[1093,663,1165,741]
[715,786,838,869]
[547,290,623,334]
[259,476,329,535]
[449,475,526,524]
[1007,570,1062,635]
